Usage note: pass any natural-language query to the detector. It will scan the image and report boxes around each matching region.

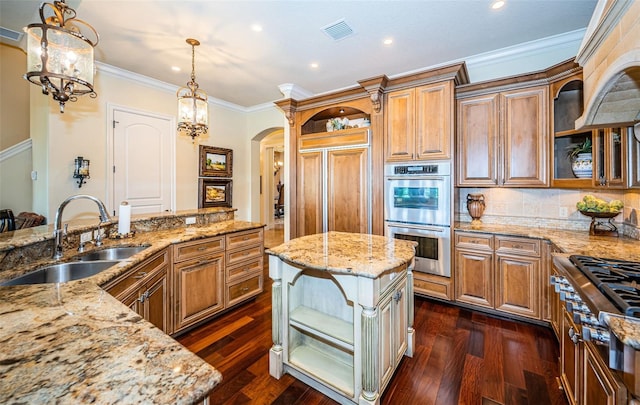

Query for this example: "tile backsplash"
[456,188,640,238]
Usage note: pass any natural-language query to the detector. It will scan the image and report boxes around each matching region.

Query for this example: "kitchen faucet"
[53,194,111,259]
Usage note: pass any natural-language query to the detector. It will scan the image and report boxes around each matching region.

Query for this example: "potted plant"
[567,138,592,178]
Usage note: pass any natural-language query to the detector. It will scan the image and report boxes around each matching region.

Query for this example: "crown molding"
[95,61,247,113]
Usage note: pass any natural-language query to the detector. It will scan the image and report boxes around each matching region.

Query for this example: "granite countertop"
[0,217,264,404]
[266,231,416,278]
[455,221,640,351]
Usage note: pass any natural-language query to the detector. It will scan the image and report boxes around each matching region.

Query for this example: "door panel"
[326,148,369,233]
[113,109,173,215]
[297,152,323,236]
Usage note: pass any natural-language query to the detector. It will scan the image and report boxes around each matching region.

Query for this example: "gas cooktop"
[570,255,640,318]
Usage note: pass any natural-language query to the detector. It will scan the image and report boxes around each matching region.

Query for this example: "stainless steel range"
[552,254,640,402]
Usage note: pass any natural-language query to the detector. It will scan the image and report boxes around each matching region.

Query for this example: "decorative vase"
[466,193,485,226]
[571,152,593,178]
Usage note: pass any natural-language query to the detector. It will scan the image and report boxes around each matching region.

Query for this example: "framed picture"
[199,178,233,208]
[199,146,233,177]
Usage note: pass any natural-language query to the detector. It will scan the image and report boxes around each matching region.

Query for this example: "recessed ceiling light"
[251,24,263,32]
[310,62,319,69]
[171,66,181,72]
[383,38,393,46]
[492,0,505,9]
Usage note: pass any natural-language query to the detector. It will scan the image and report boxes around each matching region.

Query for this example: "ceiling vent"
[321,19,355,41]
[0,26,23,42]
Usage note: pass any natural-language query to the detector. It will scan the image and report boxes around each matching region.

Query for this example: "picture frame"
[199,146,233,177]
[198,178,232,208]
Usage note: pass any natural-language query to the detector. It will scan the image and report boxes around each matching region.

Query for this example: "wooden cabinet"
[457,86,548,187]
[297,128,370,236]
[225,228,264,307]
[103,249,171,334]
[173,237,225,333]
[551,73,629,189]
[583,342,627,404]
[561,308,582,405]
[454,232,543,320]
[173,229,265,334]
[385,81,453,161]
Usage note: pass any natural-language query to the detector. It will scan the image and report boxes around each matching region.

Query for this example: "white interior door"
[111,108,174,215]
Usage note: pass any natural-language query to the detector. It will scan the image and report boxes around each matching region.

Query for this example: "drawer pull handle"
[243,237,250,241]
[513,244,523,249]
[241,287,249,292]
[133,272,147,279]
[197,247,207,251]
[198,259,214,266]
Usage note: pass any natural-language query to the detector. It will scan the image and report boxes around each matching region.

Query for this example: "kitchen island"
[266,231,416,405]
[0,208,263,404]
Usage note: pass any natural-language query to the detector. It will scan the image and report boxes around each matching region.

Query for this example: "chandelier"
[177,38,209,141]
[24,0,99,113]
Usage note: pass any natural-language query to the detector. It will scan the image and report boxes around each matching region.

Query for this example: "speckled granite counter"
[455,221,640,352]
[0,212,264,404]
[265,231,416,277]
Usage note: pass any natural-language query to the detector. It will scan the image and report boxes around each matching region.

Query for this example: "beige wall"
[0,44,29,150]
[28,64,285,223]
[0,44,32,215]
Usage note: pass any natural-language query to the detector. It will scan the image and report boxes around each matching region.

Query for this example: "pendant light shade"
[177,38,209,141]
[24,0,99,113]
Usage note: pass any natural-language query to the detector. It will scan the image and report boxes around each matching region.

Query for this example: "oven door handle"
[387,222,448,233]
[385,176,448,181]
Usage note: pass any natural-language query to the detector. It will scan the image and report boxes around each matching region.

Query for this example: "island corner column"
[268,255,284,379]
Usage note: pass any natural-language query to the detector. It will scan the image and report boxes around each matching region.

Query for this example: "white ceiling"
[1,0,597,108]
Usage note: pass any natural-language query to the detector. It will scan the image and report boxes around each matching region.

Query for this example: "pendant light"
[24,0,99,113]
[177,38,209,141]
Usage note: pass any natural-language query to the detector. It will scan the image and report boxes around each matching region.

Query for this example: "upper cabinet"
[550,71,629,189]
[457,84,549,187]
[385,81,454,161]
[383,64,468,163]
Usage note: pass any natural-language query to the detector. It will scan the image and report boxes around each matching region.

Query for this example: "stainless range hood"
[575,0,640,130]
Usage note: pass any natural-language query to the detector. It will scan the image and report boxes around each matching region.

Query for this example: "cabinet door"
[416,82,452,160]
[501,86,548,186]
[454,248,494,308]
[174,253,224,332]
[495,253,540,319]
[378,293,394,389]
[457,94,499,186]
[327,148,369,234]
[393,283,408,365]
[385,89,415,161]
[594,127,627,188]
[297,151,324,236]
[561,309,581,405]
[143,266,170,334]
[583,342,627,404]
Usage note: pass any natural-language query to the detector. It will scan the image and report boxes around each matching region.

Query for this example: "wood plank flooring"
[177,255,567,405]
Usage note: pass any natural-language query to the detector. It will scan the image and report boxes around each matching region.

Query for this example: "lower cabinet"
[104,227,264,336]
[174,228,264,334]
[103,249,171,334]
[173,238,225,333]
[379,280,408,391]
[454,231,544,320]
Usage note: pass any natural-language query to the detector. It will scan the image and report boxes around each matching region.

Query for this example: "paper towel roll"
[118,201,131,235]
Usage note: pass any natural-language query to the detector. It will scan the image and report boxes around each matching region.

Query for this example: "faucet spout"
[53,194,111,259]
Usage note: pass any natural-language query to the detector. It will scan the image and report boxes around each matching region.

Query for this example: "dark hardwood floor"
[177,255,567,405]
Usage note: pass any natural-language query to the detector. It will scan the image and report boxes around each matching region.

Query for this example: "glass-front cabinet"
[551,74,628,189]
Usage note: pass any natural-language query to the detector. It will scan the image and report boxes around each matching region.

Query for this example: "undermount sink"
[0,260,120,286]
[74,245,150,262]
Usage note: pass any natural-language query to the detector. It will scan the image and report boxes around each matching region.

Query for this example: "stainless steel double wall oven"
[384,161,452,277]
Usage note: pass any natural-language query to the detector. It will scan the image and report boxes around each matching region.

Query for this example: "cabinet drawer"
[226,256,263,282]
[174,236,224,262]
[455,232,493,251]
[495,236,540,257]
[226,228,263,251]
[226,274,263,307]
[226,245,263,266]
[103,249,169,299]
